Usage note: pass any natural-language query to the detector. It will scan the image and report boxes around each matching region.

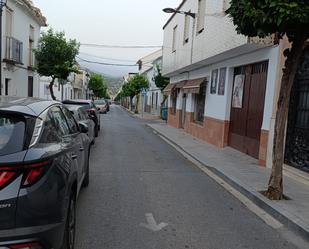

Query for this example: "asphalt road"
[75,105,304,249]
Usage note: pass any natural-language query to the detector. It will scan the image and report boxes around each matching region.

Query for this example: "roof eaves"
[20,0,47,26]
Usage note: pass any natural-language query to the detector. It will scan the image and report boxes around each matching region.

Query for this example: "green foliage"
[34,28,80,80]
[88,73,109,98]
[128,74,149,95]
[154,64,169,91]
[121,82,135,98]
[120,74,149,97]
[226,0,309,40]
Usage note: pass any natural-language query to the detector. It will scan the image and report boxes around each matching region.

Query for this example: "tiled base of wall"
[184,113,229,148]
[258,130,269,166]
[167,111,268,166]
[167,108,182,129]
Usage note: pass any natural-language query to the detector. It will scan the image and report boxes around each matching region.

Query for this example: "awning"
[174,80,187,89]
[183,78,207,94]
[163,84,176,95]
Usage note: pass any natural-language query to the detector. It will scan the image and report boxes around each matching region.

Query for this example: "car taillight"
[7,242,43,249]
[21,161,51,188]
[0,171,17,190]
[87,109,96,115]
[0,160,51,190]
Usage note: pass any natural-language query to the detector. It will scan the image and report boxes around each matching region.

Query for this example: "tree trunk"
[161,94,168,108]
[49,77,56,100]
[135,94,140,114]
[266,36,306,200]
[130,96,133,111]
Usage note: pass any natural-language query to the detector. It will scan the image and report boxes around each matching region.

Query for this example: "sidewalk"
[147,122,309,241]
[121,106,164,121]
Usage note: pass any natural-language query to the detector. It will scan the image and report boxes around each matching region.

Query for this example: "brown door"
[229,61,268,159]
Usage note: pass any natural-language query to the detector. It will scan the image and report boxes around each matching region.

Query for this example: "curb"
[147,124,309,242]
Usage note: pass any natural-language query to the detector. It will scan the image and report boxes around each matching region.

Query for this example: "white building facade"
[1,0,46,97]
[137,49,164,116]
[162,0,281,167]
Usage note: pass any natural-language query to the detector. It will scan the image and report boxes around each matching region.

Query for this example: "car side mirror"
[97,107,100,111]
[78,122,89,133]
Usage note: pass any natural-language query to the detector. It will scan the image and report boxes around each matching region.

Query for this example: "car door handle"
[79,147,84,151]
[71,154,78,160]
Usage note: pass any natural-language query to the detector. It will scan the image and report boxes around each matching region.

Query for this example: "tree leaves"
[88,73,109,98]
[34,28,80,80]
[226,0,309,41]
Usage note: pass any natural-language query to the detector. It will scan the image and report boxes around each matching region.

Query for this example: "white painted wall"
[39,76,73,101]
[171,45,280,131]
[1,0,45,97]
[162,0,247,76]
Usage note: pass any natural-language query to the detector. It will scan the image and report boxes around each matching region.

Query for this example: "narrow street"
[75,105,301,249]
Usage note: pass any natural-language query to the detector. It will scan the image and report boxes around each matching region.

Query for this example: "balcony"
[4,37,23,65]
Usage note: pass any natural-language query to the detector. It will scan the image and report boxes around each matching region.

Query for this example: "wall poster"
[218,67,227,95]
[232,74,245,108]
[210,69,218,94]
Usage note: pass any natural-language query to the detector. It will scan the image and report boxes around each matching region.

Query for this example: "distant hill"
[104,76,123,98]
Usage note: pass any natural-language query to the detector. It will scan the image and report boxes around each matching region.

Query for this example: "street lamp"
[0,0,7,95]
[163,7,197,64]
[163,8,196,19]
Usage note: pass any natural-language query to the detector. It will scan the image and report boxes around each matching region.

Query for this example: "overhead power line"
[78,52,137,63]
[77,56,138,67]
[80,43,162,49]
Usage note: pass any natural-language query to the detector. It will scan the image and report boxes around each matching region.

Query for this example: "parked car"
[0,97,91,249]
[62,99,100,137]
[94,99,107,114]
[65,104,96,145]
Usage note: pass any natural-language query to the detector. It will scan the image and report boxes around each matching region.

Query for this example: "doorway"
[229,61,268,159]
[181,93,187,128]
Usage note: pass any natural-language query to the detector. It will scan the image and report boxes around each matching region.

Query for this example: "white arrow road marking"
[140,213,168,232]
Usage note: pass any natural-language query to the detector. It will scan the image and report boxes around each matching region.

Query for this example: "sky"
[32,0,181,77]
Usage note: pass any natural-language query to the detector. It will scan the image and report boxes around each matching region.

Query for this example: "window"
[194,82,206,123]
[172,25,178,52]
[155,92,158,109]
[0,114,25,156]
[197,0,206,34]
[50,107,70,136]
[5,9,13,37]
[38,111,63,144]
[152,92,154,108]
[183,13,190,44]
[5,79,10,96]
[62,107,79,134]
[28,76,33,97]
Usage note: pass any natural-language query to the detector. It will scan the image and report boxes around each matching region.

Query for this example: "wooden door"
[229,62,268,159]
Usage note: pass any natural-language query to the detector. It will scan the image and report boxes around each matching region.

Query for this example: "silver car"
[65,105,96,145]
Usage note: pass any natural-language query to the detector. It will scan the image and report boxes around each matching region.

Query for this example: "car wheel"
[62,193,76,249]
[82,151,90,188]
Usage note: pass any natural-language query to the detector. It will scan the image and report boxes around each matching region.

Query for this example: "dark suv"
[0,97,91,249]
[62,99,101,137]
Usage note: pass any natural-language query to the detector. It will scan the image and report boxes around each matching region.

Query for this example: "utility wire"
[77,56,138,67]
[80,43,162,49]
[79,52,137,63]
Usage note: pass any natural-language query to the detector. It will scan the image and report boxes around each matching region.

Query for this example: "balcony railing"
[4,36,23,65]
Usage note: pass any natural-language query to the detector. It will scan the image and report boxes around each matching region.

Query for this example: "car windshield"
[0,113,25,156]
[94,100,106,105]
